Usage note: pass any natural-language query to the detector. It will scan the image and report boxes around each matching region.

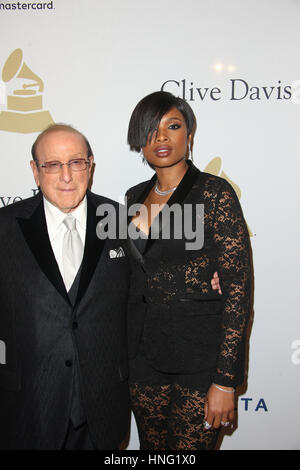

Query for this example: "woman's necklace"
[154,183,177,196]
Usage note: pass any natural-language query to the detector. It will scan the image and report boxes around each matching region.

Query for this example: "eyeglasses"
[37,159,91,174]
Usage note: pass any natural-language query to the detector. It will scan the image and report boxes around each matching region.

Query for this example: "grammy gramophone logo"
[204,157,253,236]
[0,48,53,133]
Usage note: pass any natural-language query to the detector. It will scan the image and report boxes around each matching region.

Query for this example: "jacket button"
[72,321,78,329]
[65,360,72,367]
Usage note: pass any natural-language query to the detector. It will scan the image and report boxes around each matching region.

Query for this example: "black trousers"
[61,421,96,450]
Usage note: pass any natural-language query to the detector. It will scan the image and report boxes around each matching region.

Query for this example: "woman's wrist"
[212,383,235,393]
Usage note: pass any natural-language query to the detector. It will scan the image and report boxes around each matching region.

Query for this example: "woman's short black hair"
[127,91,196,152]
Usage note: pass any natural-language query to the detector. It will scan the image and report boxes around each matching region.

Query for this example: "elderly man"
[0,124,130,449]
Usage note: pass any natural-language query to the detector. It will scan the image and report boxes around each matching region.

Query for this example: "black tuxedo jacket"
[125,161,252,390]
[0,190,130,450]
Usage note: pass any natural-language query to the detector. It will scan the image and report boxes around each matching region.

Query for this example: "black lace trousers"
[129,351,220,450]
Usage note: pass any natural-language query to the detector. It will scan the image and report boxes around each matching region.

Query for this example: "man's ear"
[30,160,40,187]
[88,155,94,174]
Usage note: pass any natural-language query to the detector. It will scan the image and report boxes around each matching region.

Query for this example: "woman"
[125,91,251,450]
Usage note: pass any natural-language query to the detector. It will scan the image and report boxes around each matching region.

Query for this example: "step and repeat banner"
[0,0,299,450]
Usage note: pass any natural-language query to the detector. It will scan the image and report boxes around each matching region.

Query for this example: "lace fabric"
[130,382,220,450]
[126,163,252,449]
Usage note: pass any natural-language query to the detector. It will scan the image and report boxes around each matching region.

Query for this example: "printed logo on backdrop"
[240,397,268,412]
[0,48,53,133]
[0,1,55,11]
[204,157,253,237]
[161,78,295,102]
[291,340,300,365]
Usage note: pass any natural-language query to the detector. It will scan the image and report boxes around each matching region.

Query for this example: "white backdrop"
[0,0,299,450]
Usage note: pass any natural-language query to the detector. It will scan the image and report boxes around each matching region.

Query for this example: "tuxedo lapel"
[17,192,107,307]
[75,192,106,306]
[165,160,200,207]
[17,195,69,303]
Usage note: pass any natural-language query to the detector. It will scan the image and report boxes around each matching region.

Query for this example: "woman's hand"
[203,383,235,429]
[211,271,222,294]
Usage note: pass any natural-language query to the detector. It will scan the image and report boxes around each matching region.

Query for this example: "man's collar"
[43,195,87,236]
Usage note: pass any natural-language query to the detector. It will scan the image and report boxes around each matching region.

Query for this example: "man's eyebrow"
[44,153,85,161]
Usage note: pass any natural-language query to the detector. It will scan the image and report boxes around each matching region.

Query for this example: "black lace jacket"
[125,161,252,389]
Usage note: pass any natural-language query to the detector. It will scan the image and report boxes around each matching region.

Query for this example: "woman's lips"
[154,146,172,157]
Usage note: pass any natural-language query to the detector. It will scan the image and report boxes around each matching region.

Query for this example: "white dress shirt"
[43,196,87,282]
